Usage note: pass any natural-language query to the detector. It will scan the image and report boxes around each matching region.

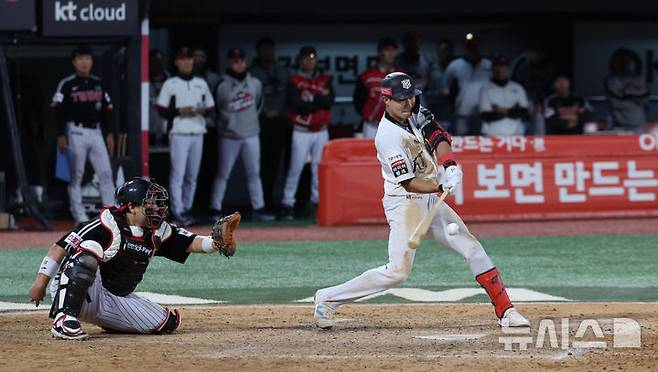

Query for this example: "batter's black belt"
[71,122,100,129]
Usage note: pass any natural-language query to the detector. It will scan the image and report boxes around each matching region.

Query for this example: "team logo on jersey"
[228,91,255,112]
[412,153,427,173]
[391,159,409,177]
[401,79,411,89]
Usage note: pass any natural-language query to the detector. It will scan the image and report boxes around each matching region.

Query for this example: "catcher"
[27,177,241,340]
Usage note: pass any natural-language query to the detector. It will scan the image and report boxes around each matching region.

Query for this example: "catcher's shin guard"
[50,252,98,319]
[476,268,513,319]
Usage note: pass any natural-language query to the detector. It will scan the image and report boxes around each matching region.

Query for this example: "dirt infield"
[1,217,657,249]
[1,303,656,371]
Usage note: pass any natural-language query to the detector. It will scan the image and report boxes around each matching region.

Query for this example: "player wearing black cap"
[51,46,116,224]
[479,55,530,135]
[156,47,215,226]
[353,37,399,138]
[210,47,275,222]
[443,33,492,135]
[281,46,335,219]
[28,177,241,340]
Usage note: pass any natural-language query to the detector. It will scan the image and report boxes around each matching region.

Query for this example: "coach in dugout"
[249,37,291,208]
[479,55,530,136]
[353,37,399,138]
[157,47,215,226]
[52,46,115,225]
[210,47,275,222]
[443,33,492,135]
[281,46,335,220]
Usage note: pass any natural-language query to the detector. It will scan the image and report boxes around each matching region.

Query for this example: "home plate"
[415,334,487,341]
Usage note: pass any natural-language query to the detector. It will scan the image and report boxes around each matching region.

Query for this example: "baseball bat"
[408,191,449,249]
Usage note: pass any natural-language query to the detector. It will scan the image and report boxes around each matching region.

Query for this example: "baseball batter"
[314,73,529,329]
[28,177,241,340]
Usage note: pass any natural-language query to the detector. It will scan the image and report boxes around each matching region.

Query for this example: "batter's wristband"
[440,153,457,169]
[37,256,59,278]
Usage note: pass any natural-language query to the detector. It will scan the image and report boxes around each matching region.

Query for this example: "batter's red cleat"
[51,313,88,340]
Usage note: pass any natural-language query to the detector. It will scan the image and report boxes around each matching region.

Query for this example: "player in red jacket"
[353,37,399,138]
[281,46,335,220]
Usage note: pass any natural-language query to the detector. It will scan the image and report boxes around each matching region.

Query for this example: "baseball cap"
[71,46,93,59]
[464,32,480,46]
[492,54,509,66]
[381,72,422,100]
[377,37,398,51]
[175,47,193,59]
[226,47,246,60]
[298,46,317,59]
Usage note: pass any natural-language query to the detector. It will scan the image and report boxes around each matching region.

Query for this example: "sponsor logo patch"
[64,232,83,248]
[391,159,409,177]
[178,228,194,237]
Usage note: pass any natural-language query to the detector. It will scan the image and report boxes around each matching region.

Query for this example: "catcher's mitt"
[212,212,241,257]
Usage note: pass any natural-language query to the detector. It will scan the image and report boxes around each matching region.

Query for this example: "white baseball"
[446,223,459,236]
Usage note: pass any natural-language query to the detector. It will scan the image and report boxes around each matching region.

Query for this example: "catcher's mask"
[116,177,169,229]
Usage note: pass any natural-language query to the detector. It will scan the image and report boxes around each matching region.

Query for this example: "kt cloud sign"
[43,0,138,36]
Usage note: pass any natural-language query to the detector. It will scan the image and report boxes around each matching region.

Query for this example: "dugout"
[149,0,658,215]
[0,0,144,227]
[3,0,658,227]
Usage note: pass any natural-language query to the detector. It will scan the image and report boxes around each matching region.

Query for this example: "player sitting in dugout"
[28,177,241,340]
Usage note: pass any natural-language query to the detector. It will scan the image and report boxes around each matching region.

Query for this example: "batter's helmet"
[115,177,169,228]
[381,72,422,100]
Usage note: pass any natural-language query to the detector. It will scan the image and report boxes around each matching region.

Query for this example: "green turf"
[2,235,657,304]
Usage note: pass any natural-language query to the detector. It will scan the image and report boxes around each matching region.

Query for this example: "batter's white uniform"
[157,76,215,219]
[315,109,495,306]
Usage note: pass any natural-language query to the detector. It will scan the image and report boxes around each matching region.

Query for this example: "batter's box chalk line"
[0,292,222,313]
[415,333,488,341]
[296,287,570,303]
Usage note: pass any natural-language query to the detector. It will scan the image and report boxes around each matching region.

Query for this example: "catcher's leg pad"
[154,308,181,334]
[50,252,98,319]
[212,212,241,257]
[476,267,513,319]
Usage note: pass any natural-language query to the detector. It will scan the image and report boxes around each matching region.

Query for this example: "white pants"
[362,121,378,138]
[316,193,494,306]
[282,129,329,207]
[169,133,204,217]
[67,123,114,221]
[50,270,168,334]
[211,135,265,211]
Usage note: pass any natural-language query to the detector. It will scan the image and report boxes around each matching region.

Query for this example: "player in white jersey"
[479,55,530,136]
[313,72,529,329]
[157,47,215,226]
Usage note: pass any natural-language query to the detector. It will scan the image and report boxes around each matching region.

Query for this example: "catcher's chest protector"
[100,210,168,296]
